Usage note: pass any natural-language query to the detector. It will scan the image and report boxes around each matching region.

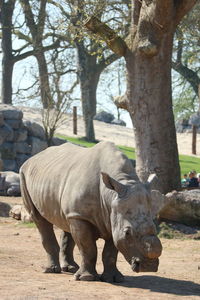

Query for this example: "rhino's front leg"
[101,239,124,283]
[60,231,79,273]
[69,219,99,281]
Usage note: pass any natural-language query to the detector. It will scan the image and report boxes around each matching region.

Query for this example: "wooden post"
[73,106,77,135]
[192,125,197,155]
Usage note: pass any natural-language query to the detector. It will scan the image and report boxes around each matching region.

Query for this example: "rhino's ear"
[101,172,126,196]
[150,190,167,218]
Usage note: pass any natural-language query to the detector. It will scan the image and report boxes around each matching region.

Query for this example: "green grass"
[56,134,200,178]
[17,222,36,228]
[179,154,200,177]
[57,135,97,148]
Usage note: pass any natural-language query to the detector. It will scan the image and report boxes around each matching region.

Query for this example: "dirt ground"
[0,196,200,300]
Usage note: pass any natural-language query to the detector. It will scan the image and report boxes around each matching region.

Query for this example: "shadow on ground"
[116,275,200,296]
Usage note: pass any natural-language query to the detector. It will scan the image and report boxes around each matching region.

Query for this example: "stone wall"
[0,105,65,172]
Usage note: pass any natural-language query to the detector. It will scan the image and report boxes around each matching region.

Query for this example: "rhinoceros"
[20,141,164,282]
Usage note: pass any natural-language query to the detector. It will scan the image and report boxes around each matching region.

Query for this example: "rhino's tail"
[19,169,40,222]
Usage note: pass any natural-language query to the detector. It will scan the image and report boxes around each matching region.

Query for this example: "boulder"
[94,111,115,123]
[15,142,31,154]
[13,128,28,142]
[0,112,4,126]
[111,119,126,126]
[6,119,22,129]
[29,136,47,156]
[16,154,30,170]
[51,137,67,146]
[0,202,12,217]
[23,120,46,140]
[0,171,21,196]
[10,204,32,223]
[0,123,14,142]
[0,104,23,120]
[0,142,16,159]
[159,189,200,226]
[3,160,17,172]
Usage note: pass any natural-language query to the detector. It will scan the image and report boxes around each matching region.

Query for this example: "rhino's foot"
[74,270,99,281]
[43,265,61,273]
[61,263,79,274]
[101,269,124,283]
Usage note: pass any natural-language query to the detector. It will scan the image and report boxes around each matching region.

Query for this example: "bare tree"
[52,0,130,141]
[0,0,35,104]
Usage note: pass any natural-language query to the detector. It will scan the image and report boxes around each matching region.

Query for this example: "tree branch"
[172,61,200,96]
[38,0,47,33]
[84,16,127,57]
[174,0,198,27]
[20,0,37,37]
[132,0,142,26]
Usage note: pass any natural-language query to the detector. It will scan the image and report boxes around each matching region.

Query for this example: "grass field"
[57,135,200,178]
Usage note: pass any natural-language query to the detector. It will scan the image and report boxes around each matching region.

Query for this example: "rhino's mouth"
[131,257,159,273]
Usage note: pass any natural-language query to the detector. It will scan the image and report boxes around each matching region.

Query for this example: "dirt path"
[0,196,200,300]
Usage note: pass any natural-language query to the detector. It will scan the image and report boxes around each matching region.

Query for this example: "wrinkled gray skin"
[0,171,21,196]
[20,141,163,282]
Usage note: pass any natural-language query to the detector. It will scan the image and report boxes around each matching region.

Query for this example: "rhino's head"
[102,172,163,273]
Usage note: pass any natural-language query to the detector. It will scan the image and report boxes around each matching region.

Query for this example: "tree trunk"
[192,125,197,155]
[1,0,15,104]
[76,45,100,141]
[125,33,180,193]
[35,52,52,109]
[84,1,197,193]
[80,73,99,141]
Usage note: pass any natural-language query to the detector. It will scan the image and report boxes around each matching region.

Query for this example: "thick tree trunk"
[84,0,196,193]
[1,1,15,104]
[125,33,181,193]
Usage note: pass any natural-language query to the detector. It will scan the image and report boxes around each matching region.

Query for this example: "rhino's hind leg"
[101,239,124,283]
[70,219,99,281]
[33,213,61,273]
[60,231,79,273]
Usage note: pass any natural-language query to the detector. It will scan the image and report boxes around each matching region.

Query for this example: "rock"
[0,202,12,217]
[6,119,22,129]
[3,160,17,172]
[0,112,4,126]
[189,112,200,127]
[10,204,32,223]
[23,120,45,140]
[94,111,115,123]
[51,137,67,146]
[0,171,21,196]
[16,142,31,154]
[13,128,28,142]
[29,136,47,156]
[0,124,14,142]
[0,142,16,159]
[0,104,23,120]
[111,119,126,126]
[159,189,200,226]
[16,154,30,169]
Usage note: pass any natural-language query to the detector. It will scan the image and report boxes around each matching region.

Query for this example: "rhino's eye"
[123,227,132,238]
